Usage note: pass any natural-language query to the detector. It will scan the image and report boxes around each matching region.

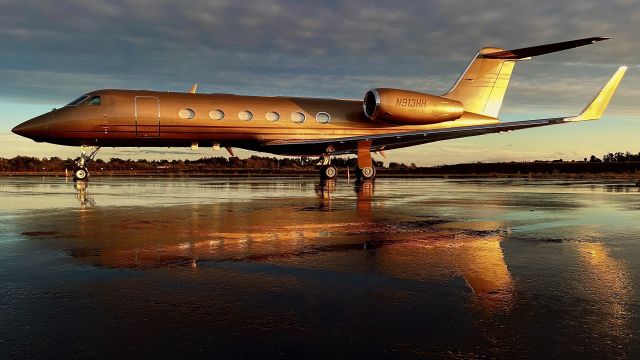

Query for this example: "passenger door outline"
[135,96,160,137]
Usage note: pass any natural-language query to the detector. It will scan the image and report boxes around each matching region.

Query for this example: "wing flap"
[263,118,564,154]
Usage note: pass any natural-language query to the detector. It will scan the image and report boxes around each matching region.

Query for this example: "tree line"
[586,152,640,163]
[0,152,638,172]
[0,155,384,172]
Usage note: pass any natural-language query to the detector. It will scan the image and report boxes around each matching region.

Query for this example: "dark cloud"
[0,0,637,112]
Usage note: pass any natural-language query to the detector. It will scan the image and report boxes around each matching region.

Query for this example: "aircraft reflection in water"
[63,180,631,315]
[8,177,635,356]
[73,181,95,208]
[572,231,632,344]
[64,179,516,309]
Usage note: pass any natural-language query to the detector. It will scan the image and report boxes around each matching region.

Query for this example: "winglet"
[567,66,627,122]
[189,83,198,94]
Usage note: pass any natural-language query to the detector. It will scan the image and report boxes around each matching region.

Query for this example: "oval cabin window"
[266,111,280,122]
[315,112,331,124]
[179,108,195,120]
[238,111,253,121]
[291,112,305,123]
[209,109,225,120]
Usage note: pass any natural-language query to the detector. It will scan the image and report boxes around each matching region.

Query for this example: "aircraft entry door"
[135,96,160,137]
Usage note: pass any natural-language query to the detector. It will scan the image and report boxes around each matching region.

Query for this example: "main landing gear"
[318,156,338,180]
[354,139,376,182]
[73,146,101,182]
[317,140,377,181]
[354,165,376,181]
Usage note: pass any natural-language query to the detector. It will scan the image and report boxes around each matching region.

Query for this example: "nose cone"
[12,115,47,141]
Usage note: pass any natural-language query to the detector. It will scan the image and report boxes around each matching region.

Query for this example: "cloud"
[0,0,638,162]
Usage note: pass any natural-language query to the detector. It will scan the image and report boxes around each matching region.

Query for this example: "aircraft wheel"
[73,167,89,181]
[356,166,376,181]
[320,165,338,180]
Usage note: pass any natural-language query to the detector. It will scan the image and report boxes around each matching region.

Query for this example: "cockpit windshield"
[66,95,90,107]
[65,95,101,107]
[86,96,101,106]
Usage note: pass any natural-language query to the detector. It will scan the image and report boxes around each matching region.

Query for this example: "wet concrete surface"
[0,177,639,359]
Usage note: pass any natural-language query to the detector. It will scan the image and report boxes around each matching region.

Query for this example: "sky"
[0,0,638,165]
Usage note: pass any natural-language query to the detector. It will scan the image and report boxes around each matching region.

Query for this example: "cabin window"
[238,111,253,121]
[291,111,305,123]
[315,112,331,124]
[86,96,101,106]
[266,111,280,122]
[209,109,225,120]
[179,108,195,119]
[65,95,89,107]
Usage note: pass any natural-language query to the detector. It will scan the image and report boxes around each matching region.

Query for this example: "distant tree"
[228,156,242,168]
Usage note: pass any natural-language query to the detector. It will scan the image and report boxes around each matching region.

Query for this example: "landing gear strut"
[355,140,376,182]
[73,146,101,182]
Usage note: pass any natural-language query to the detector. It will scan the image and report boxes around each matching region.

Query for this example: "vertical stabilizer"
[443,49,516,118]
[443,37,610,119]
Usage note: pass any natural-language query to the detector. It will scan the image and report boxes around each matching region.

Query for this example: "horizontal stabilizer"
[483,37,610,59]
[567,66,627,122]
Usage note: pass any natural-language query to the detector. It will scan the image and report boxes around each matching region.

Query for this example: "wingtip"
[569,66,627,122]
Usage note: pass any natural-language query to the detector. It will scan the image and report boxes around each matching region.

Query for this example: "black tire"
[73,167,89,181]
[320,165,338,179]
[357,166,376,181]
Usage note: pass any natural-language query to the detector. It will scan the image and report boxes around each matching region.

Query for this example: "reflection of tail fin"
[443,37,610,118]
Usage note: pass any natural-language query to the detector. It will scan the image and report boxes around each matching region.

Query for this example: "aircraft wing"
[263,66,626,155]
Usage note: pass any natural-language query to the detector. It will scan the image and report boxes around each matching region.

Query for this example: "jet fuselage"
[14,89,497,155]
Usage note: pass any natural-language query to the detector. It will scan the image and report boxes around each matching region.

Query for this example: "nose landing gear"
[73,167,89,181]
[73,146,101,182]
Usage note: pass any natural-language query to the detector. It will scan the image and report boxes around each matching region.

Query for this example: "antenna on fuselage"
[189,84,198,94]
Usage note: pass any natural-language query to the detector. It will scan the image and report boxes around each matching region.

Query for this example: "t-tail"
[443,37,611,118]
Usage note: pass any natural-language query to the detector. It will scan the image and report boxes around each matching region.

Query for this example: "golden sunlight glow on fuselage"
[15,89,498,156]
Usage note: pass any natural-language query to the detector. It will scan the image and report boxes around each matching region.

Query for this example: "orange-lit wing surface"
[264,66,626,155]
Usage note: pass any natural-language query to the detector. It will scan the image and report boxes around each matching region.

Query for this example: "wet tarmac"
[1,176,639,359]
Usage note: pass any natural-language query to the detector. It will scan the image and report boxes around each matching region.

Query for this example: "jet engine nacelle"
[363,88,464,125]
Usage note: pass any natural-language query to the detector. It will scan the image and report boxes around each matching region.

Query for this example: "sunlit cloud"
[0,0,638,163]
